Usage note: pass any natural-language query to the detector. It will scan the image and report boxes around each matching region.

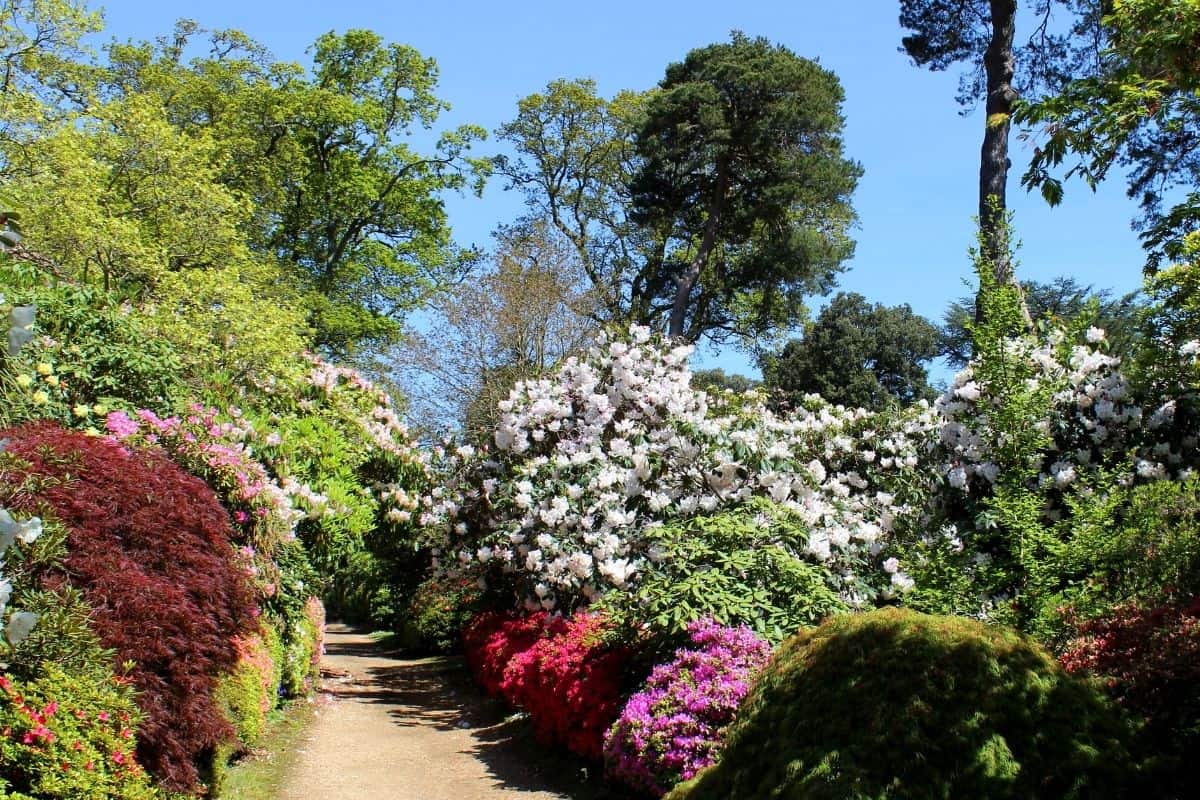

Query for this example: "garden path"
[279,624,614,800]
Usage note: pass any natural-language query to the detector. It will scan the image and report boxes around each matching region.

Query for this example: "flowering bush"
[500,612,629,760]
[0,422,256,792]
[280,596,325,698]
[103,406,307,558]
[1061,599,1200,796]
[215,626,283,752]
[462,612,549,699]
[605,620,771,796]
[0,665,159,800]
[462,611,630,760]
[0,284,181,430]
[402,573,483,653]
[666,608,1138,800]
[427,325,931,613]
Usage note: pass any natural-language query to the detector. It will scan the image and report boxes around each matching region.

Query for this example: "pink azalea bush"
[604,619,772,797]
[462,611,630,760]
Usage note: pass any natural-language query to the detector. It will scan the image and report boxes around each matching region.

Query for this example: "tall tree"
[761,292,940,410]
[940,276,1143,366]
[633,32,861,342]
[1019,0,1200,271]
[493,78,652,324]
[393,220,599,436]
[899,0,1105,325]
[101,23,489,356]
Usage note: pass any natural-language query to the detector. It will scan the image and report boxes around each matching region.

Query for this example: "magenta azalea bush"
[604,619,772,796]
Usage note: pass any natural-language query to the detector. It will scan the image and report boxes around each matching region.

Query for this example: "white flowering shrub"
[423,326,936,611]
[417,301,1200,635]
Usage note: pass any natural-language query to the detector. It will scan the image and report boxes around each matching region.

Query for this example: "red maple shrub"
[1061,598,1200,795]
[462,611,631,760]
[0,422,257,793]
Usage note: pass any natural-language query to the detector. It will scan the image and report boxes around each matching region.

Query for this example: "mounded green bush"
[666,608,1139,800]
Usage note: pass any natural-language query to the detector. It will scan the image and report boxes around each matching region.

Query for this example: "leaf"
[1040,179,1064,207]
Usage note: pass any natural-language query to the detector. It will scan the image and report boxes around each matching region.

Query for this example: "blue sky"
[97,0,1148,379]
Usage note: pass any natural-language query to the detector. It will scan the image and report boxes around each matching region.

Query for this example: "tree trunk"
[977,0,1034,329]
[668,162,729,339]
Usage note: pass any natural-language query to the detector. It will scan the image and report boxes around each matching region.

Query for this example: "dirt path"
[280,624,615,800]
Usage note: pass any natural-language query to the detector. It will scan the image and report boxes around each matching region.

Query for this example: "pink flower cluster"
[604,619,772,796]
[462,611,630,760]
[104,407,302,550]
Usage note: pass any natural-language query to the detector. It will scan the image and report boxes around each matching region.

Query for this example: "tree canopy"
[15,20,492,357]
[496,34,861,346]
[633,32,861,342]
[1018,0,1200,272]
[761,292,940,410]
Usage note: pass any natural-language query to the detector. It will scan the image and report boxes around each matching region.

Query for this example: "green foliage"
[0,664,160,800]
[1018,0,1200,270]
[762,292,939,410]
[1029,476,1200,643]
[925,218,1063,630]
[100,23,488,357]
[399,574,483,654]
[940,277,1145,368]
[666,608,1139,800]
[600,501,846,645]
[0,277,183,428]
[214,628,282,754]
[0,0,102,140]
[278,596,323,699]
[633,32,860,341]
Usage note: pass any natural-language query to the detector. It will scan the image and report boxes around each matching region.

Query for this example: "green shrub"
[667,608,1139,800]
[280,598,324,698]
[215,628,281,752]
[0,279,182,428]
[602,500,846,645]
[400,574,483,653]
[0,665,160,800]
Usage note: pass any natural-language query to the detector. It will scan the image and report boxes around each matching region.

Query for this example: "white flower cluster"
[304,353,424,465]
[421,326,931,609]
[0,505,42,647]
[937,329,1192,497]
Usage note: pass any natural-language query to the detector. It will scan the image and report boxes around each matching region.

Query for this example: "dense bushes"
[605,501,846,644]
[0,666,159,800]
[215,626,284,752]
[1061,600,1200,797]
[605,620,771,797]
[0,422,256,792]
[463,611,631,760]
[666,609,1138,800]
[400,574,483,653]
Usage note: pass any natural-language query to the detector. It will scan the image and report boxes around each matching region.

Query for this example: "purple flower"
[104,411,139,439]
[604,620,771,796]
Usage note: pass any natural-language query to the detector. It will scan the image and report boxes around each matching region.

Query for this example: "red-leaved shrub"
[462,611,630,760]
[1061,599,1200,795]
[0,422,257,792]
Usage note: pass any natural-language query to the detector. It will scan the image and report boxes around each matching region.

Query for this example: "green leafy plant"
[668,608,1139,800]
[601,500,846,646]
[0,665,160,800]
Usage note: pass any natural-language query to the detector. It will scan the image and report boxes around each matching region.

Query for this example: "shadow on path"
[321,625,621,799]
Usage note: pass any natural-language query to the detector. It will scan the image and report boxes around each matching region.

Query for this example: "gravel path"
[279,624,615,800]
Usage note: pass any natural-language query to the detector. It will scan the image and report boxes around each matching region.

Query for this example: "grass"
[218,698,318,800]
